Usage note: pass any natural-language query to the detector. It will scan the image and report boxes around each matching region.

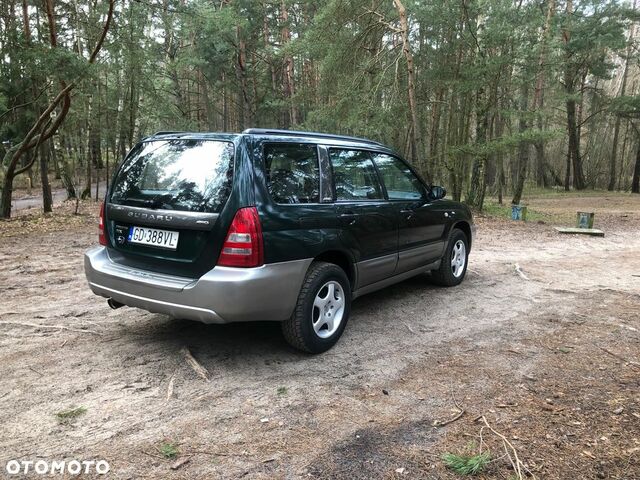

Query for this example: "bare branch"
[89,0,115,64]
[14,117,52,177]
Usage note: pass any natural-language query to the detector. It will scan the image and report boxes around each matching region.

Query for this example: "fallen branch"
[28,366,44,377]
[596,345,640,370]
[0,321,102,335]
[434,389,466,427]
[141,450,165,460]
[187,449,237,457]
[514,263,530,281]
[582,450,595,460]
[166,373,175,401]
[476,415,535,480]
[180,347,210,381]
[170,456,191,470]
[433,408,465,427]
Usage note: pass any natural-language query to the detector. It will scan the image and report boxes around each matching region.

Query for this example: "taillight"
[217,207,264,268]
[98,202,107,246]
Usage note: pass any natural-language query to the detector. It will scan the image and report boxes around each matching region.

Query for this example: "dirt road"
[0,194,638,479]
[11,181,106,213]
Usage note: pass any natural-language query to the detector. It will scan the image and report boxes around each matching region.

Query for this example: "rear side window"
[264,143,320,204]
[110,139,234,213]
[329,149,383,201]
[372,153,425,200]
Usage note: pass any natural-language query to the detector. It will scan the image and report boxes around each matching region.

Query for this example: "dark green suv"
[85,129,475,353]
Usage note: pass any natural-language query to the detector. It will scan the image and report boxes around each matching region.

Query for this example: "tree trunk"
[428,88,444,181]
[280,0,297,127]
[632,138,640,194]
[534,139,548,188]
[51,138,61,180]
[263,2,278,98]
[532,0,554,188]
[82,92,94,199]
[39,141,52,213]
[60,156,77,199]
[466,92,489,209]
[235,25,252,129]
[222,72,229,132]
[393,0,428,180]
[609,116,624,191]
[497,159,505,205]
[562,0,586,191]
[512,86,529,205]
[0,171,15,218]
[609,0,636,190]
[566,94,586,190]
[619,121,631,189]
[105,142,109,193]
[95,164,100,201]
[495,108,505,205]
[564,151,571,191]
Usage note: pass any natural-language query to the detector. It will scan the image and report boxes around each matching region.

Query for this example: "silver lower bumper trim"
[89,282,224,323]
[84,246,312,324]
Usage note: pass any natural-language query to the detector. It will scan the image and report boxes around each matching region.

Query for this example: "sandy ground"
[0,194,639,479]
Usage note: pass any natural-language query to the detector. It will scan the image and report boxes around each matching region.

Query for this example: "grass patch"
[482,201,515,218]
[55,406,87,423]
[277,386,288,395]
[158,442,179,459]
[442,451,491,475]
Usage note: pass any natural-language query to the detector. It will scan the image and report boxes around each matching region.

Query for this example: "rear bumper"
[84,246,312,323]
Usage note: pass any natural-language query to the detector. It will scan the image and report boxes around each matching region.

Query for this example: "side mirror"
[429,185,446,201]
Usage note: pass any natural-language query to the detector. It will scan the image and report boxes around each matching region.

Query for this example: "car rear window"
[110,139,234,213]
[264,143,320,204]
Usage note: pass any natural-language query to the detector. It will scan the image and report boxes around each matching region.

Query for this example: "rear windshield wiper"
[144,195,172,210]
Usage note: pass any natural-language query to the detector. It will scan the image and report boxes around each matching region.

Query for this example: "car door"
[371,152,447,274]
[327,147,398,288]
[258,142,338,264]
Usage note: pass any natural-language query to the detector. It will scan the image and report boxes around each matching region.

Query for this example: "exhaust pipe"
[107,298,124,310]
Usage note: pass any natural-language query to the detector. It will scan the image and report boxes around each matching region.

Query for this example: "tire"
[282,261,351,353]
[429,228,469,287]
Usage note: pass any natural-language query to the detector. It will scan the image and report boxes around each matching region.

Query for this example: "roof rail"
[152,131,186,136]
[242,128,384,147]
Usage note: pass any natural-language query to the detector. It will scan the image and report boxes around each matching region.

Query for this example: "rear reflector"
[217,207,264,268]
[99,202,107,246]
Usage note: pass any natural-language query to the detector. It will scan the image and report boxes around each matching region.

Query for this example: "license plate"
[128,226,179,250]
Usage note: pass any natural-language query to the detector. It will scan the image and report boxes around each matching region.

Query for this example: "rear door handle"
[400,209,414,220]
[339,212,357,226]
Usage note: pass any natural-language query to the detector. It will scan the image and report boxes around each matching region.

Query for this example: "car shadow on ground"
[118,272,453,368]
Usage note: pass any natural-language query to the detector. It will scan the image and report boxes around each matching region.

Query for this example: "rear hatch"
[105,137,237,278]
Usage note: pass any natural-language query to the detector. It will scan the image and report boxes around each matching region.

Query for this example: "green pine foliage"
[1,0,639,217]
[442,451,491,475]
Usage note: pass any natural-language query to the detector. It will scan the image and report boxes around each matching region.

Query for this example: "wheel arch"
[452,220,472,250]
[313,250,356,289]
